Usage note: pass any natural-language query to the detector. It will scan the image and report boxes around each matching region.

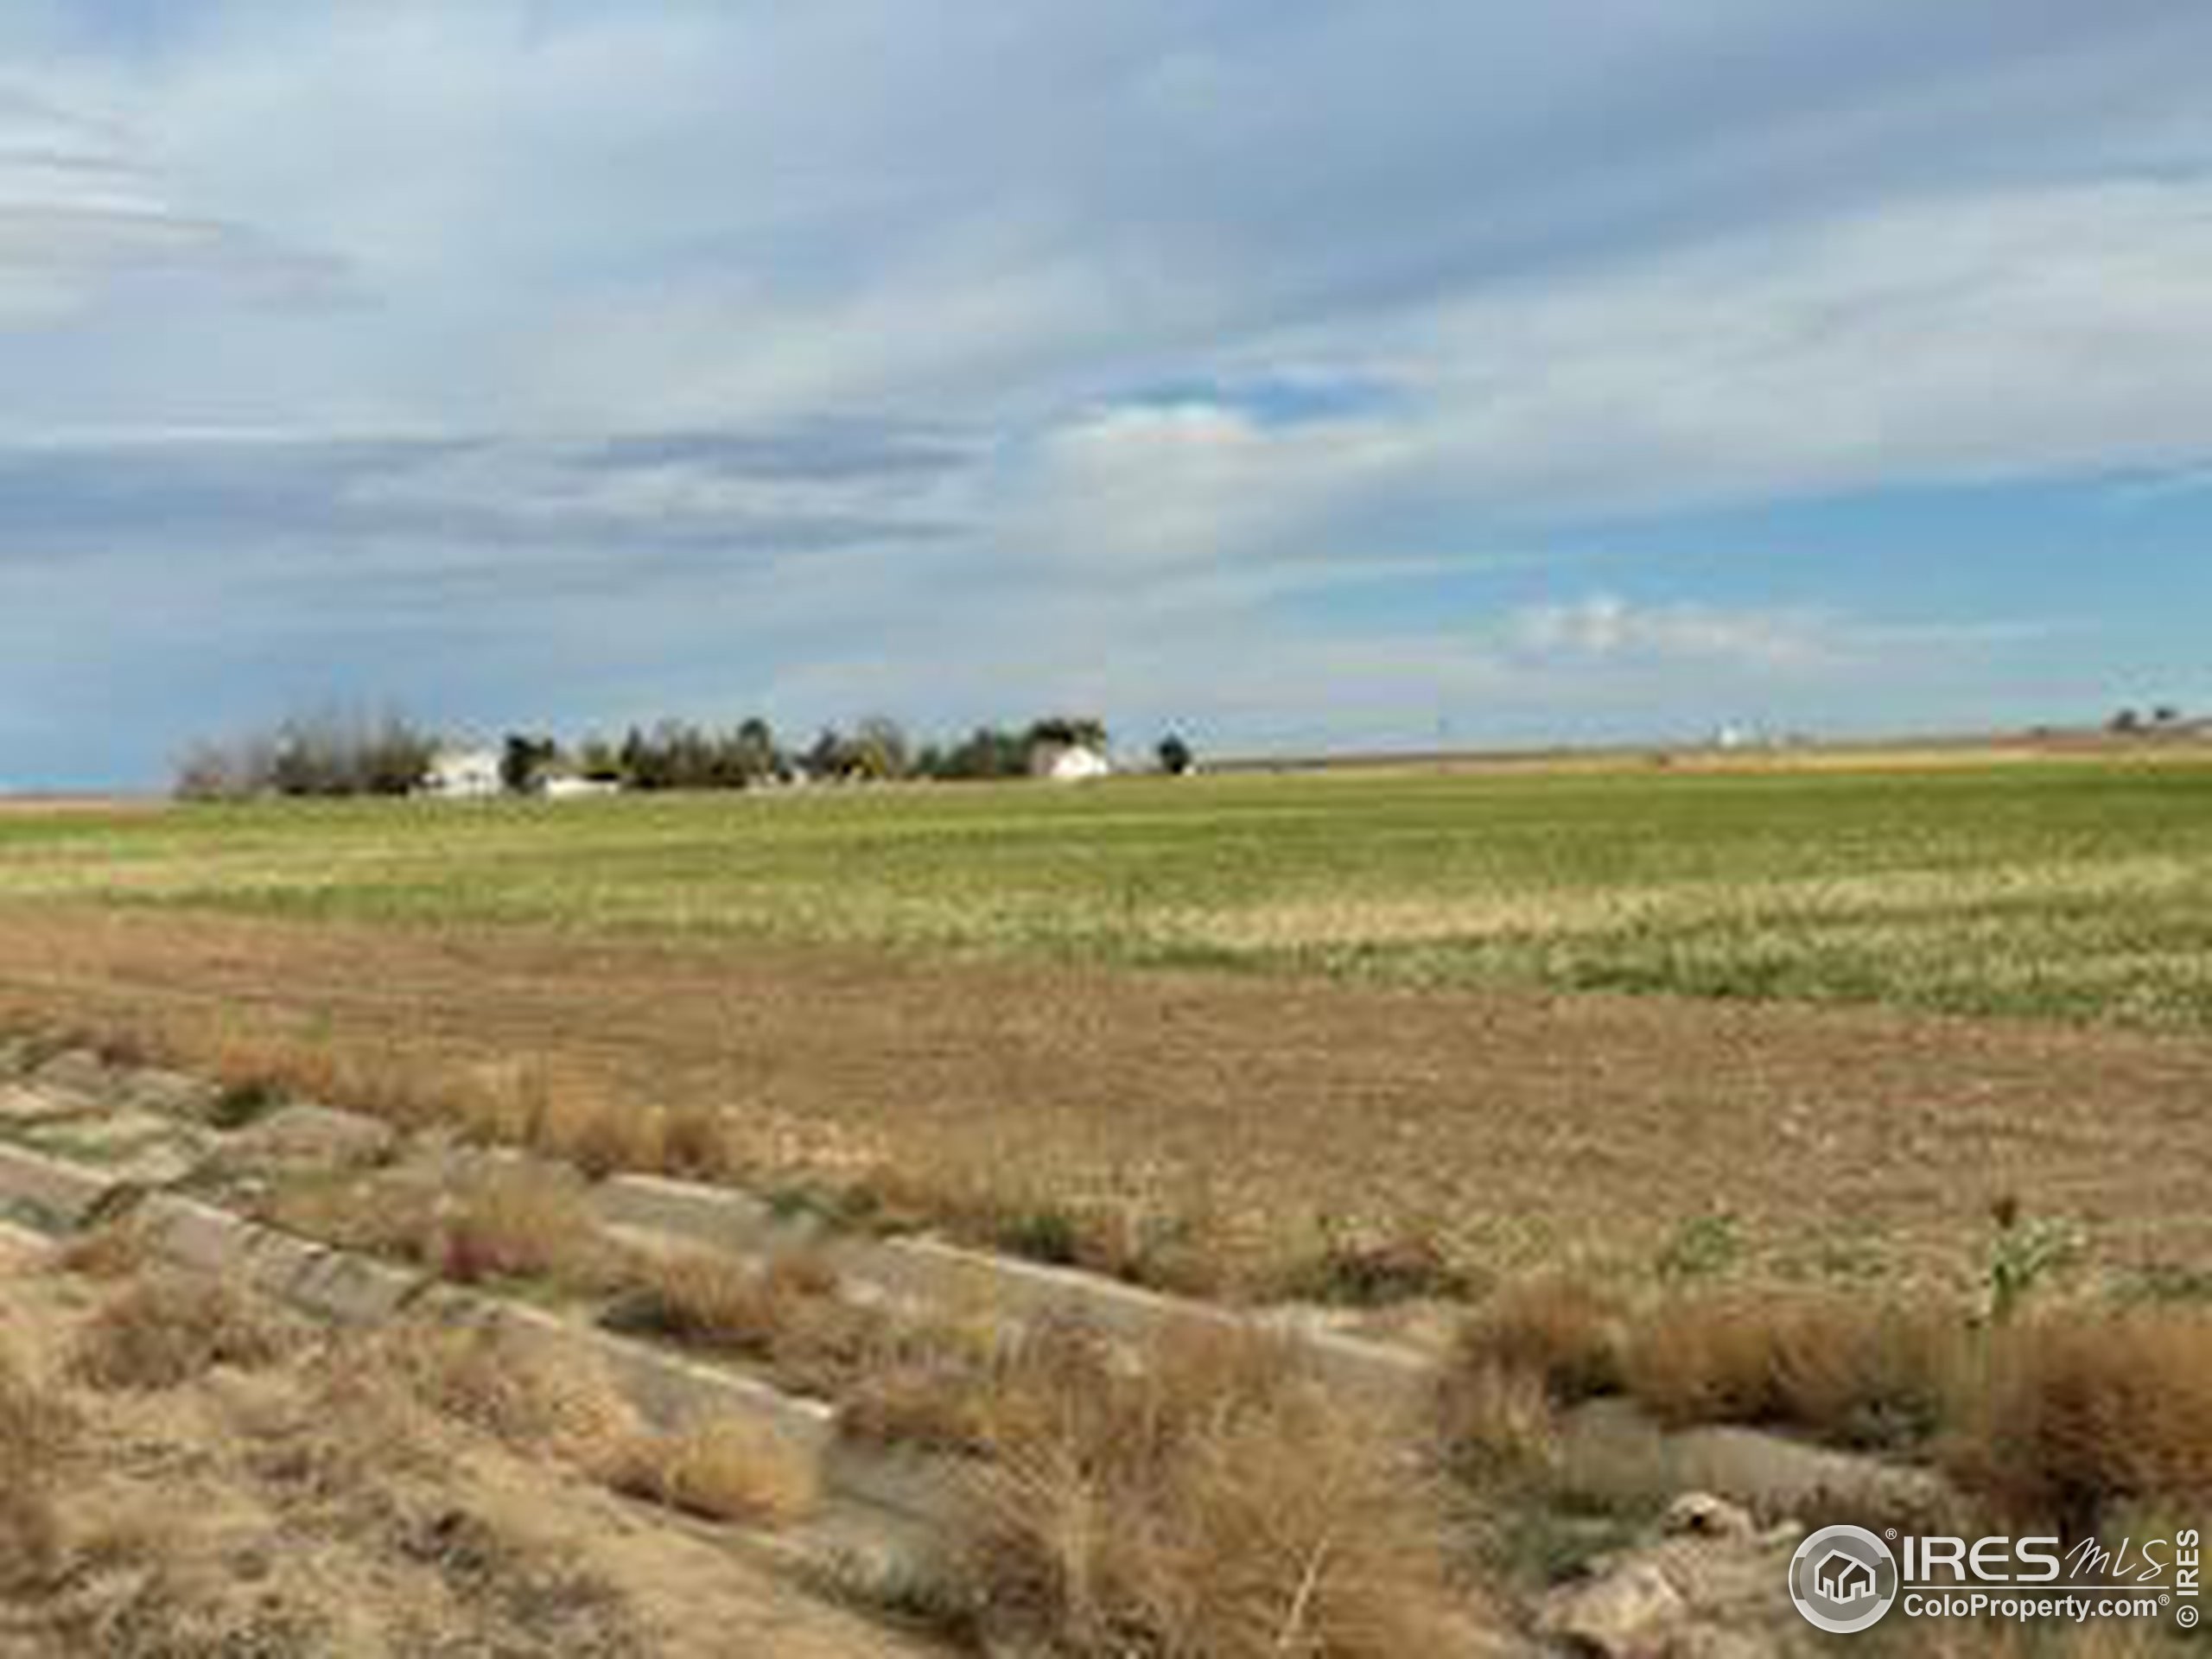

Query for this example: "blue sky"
[4,3,2212,785]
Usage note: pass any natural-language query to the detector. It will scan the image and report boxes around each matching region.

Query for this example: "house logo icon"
[1789,1524,1898,1634]
[1816,1551,1877,1602]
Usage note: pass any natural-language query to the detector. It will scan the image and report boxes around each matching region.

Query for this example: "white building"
[543,774,621,800]
[419,747,504,799]
[1031,741,1113,784]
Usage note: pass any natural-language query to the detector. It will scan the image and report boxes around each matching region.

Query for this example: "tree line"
[175,710,1194,799]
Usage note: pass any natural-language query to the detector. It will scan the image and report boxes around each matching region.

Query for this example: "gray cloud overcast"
[2,3,2209,784]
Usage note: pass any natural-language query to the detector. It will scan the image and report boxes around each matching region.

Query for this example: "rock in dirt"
[208,1103,398,1179]
[1660,1492,1755,1542]
[1541,1559,1687,1656]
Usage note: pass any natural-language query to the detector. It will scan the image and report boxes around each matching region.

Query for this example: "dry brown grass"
[67,1274,295,1391]
[1459,1278,1627,1405]
[432,1160,613,1287]
[1618,1290,1973,1452]
[595,1418,819,1527]
[950,1320,1479,1658]
[54,1216,151,1281]
[344,1319,819,1530]
[0,1341,71,1592]
[262,1154,620,1292]
[605,1247,892,1399]
[1455,1281,2212,1539]
[1951,1310,2212,1535]
[160,1021,734,1187]
[334,1318,636,1463]
[1435,1354,1560,1487]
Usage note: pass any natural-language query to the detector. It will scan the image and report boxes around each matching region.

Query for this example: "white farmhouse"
[419,747,504,799]
[1031,741,1113,784]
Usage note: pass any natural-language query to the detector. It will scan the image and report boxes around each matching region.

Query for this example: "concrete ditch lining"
[5,1057,1442,1414]
[0,1063,1434,1531]
[3,1048,1445,1412]
[0,1141,876,1515]
[0,1058,1953,1572]
[595,1169,1439,1411]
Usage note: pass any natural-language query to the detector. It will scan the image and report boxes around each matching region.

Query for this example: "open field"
[3,749,2212,1029]
[8,755,2212,1652]
[0,750,2209,1295]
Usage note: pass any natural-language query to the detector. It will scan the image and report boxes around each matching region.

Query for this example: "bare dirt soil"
[0,902,2206,1288]
[0,1224,938,1658]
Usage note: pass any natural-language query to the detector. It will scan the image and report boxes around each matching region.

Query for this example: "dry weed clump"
[1459,1278,1627,1405]
[54,1217,151,1281]
[595,1417,819,1526]
[1954,1310,2212,1535]
[808,1165,1231,1297]
[1435,1354,1561,1488]
[68,1274,294,1392]
[172,1027,690,1181]
[0,1342,71,1591]
[340,1319,635,1464]
[1451,1279,2212,1539]
[1620,1291,1971,1451]
[347,1320,815,1529]
[952,1319,1477,1658]
[431,1160,614,1288]
[603,1248,887,1397]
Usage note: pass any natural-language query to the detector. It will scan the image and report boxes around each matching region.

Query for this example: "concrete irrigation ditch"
[0,1039,1960,1656]
[0,1043,1455,1570]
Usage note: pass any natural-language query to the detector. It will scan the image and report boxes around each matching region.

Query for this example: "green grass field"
[7,752,2212,1030]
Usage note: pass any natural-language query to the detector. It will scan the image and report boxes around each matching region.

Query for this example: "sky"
[4,3,2212,786]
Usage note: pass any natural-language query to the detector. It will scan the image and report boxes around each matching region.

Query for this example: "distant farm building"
[419,747,503,799]
[543,774,621,800]
[1031,739,1112,783]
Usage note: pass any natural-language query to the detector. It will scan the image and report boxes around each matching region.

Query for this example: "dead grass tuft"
[1436,1355,1560,1487]
[595,1417,819,1527]
[432,1160,612,1288]
[952,1319,1478,1657]
[1952,1310,2212,1535]
[603,1248,887,1397]
[1620,1290,1971,1452]
[341,1318,635,1463]
[68,1274,294,1391]
[54,1216,151,1281]
[0,1342,71,1591]
[1277,1226,1477,1308]
[1459,1278,1627,1405]
[661,1103,738,1179]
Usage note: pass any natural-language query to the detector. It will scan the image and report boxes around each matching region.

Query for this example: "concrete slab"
[206,1103,397,1179]
[0,1084,100,1127]
[132,1193,424,1326]
[0,1217,53,1263]
[413,1284,839,1458]
[597,1173,804,1255]
[33,1048,116,1099]
[24,1110,214,1185]
[592,1171,1439,1413]
[120,1067,223,1121]
[0,1141,137,1232]
[818,1441,969,1529]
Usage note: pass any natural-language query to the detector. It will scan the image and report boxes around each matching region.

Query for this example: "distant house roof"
[420,747,503,798]
[1031,741,1111,783]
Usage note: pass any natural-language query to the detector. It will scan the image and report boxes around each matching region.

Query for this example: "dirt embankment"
[0,1225,939,1658]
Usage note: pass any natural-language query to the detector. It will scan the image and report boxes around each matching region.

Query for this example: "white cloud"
[0,4,2203,779]
[1510,595,1834,671]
